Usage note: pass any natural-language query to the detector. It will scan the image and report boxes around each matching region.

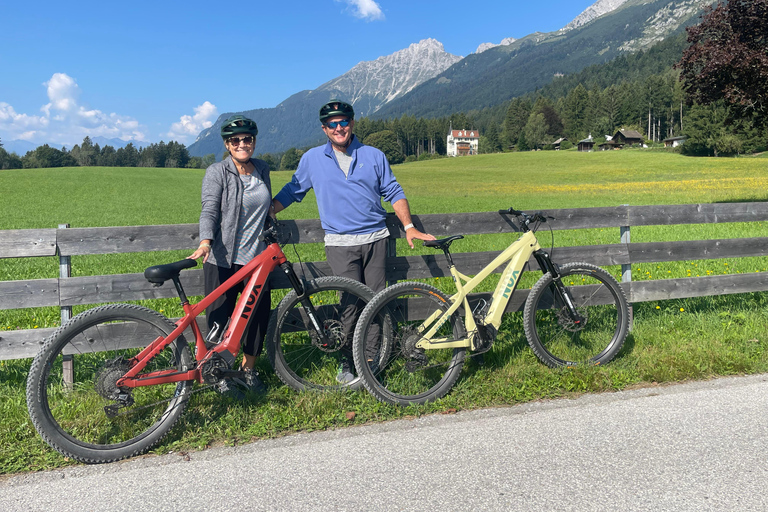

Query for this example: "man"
[273,99,434,383]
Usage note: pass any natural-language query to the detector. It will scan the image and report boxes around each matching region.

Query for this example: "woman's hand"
[188,240,212,263]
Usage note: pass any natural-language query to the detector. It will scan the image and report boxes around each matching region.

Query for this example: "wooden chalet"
[663,136,687,148]
[612,129,643,146]
[577,134,594,152]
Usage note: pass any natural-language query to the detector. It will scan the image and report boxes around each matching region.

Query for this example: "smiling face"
[322,115,354,150]
[226,134,256,163]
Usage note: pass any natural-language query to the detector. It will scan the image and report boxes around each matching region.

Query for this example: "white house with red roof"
[447,129,479,156]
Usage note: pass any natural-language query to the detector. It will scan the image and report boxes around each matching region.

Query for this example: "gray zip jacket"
[199,156,272,268]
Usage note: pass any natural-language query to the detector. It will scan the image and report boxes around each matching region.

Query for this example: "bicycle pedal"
[216,379,245,400]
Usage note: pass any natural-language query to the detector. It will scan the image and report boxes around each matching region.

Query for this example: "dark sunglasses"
[324,119,351,129]
[228,135,254,146]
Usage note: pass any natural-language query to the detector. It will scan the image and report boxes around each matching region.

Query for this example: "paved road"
[3,374,768,512]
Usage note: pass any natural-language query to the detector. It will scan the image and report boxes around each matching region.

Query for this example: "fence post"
[386,237,397,287]
[58,224,73,388]
[620,208,633,331]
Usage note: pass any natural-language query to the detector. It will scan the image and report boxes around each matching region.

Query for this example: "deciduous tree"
[678,0,768,126]
[364,130,404,164]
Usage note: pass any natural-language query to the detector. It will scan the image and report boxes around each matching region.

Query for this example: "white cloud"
[0,73,147,147]
[167,101,218,143]
[335,0,385,21]
[42,73,80,115]
[0,102,48,132]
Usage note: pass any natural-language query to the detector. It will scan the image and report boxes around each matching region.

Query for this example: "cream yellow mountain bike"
[352,207,630,406]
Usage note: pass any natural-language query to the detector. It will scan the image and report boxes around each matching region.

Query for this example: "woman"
[188,115,272,394]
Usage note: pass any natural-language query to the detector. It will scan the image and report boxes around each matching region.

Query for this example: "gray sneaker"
[336,358,356,384]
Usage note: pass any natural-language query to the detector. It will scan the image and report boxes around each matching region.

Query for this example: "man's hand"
[405,227,435,249]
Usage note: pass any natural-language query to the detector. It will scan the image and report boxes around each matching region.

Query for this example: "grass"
[2,149,768,475]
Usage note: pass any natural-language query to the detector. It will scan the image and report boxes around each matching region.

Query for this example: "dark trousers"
[325,239,387,361]
[203,262,271,357]
[324,238,388,294]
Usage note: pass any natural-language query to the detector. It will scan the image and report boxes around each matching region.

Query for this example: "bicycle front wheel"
[353,282,467,406]
[524,262,629,367]
[266,276,377,391]
[26,304,194,464]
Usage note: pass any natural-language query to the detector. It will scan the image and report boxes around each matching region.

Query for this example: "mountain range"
[188,0,715,157]
[187,39,462,157]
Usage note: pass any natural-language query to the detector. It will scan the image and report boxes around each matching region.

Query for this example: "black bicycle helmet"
[319,99,354,122]
[220,115,258,140]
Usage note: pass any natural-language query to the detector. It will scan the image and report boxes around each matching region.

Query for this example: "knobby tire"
[353,282,467,406]
[26,304,194,464]
[524,262,629,367]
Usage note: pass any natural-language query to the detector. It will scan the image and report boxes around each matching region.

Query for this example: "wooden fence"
[2,202,768,361]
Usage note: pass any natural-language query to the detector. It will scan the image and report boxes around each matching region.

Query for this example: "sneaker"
[336,358,356,384]
[233,368,267,395]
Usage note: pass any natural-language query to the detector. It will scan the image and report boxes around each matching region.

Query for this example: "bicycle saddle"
[144,259,198,284]
[423,235,464,251]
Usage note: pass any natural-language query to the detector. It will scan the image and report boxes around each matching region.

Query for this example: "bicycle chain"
[108,382,217,418]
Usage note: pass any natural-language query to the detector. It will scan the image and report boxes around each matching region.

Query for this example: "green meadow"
[2,149,768,474]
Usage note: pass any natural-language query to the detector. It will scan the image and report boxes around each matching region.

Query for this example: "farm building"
[663,136,687,148]
[578,134,594,152]
[612,129,644,146]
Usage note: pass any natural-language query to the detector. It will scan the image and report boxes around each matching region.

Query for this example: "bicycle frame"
[116,242,288,389]
[416,230,541,351]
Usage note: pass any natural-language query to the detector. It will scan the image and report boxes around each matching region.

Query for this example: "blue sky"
[0,0,596,148]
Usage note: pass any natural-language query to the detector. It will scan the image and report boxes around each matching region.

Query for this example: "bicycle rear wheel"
[524,262,629,367]
[26,304,194,464]
[353,282,467,406]
[266,276,380,391]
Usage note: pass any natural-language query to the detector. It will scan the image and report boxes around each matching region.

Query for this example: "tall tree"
[503,98,532,147]
[0,146,23,169]
[523,113,550,150]
[532,96,563,139]
[280,148,301,171]
[678,0,768,127]
[364,130,404,165]
[562,84,590,140]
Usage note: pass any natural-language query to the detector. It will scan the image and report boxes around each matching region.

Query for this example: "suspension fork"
[279,262,334,344]
[532,250,585,323]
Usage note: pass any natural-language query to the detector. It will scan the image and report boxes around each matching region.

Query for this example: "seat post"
[442,247,455,267]
[171,276,189,305]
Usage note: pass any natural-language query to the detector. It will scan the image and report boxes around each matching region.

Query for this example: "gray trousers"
[325,238,387,360]
[324,238,387,293]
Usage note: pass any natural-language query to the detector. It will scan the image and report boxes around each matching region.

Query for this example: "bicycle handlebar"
[498,208,548,226]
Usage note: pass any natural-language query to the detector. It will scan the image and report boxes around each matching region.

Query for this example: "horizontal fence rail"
[2,202,768,360]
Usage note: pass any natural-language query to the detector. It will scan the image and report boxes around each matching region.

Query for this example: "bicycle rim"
[26,304,193,463]
[354,283,466,406]
[525,264,628,367]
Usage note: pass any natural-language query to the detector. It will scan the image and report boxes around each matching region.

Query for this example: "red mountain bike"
[26,220,378,463]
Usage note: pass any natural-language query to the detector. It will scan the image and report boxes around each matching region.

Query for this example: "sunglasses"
[324,119,351,129]
[228,135,254,146]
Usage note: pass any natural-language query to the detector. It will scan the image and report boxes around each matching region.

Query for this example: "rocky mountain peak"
[560,0,631,32]
[318,38,462,116]
[474,37,517,54]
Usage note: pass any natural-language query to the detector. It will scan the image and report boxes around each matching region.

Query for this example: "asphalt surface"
[2,373,768,512]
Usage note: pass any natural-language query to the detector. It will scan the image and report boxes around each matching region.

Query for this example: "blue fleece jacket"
[274,135,406,235]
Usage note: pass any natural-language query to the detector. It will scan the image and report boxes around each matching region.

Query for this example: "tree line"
[0,136,219,170]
